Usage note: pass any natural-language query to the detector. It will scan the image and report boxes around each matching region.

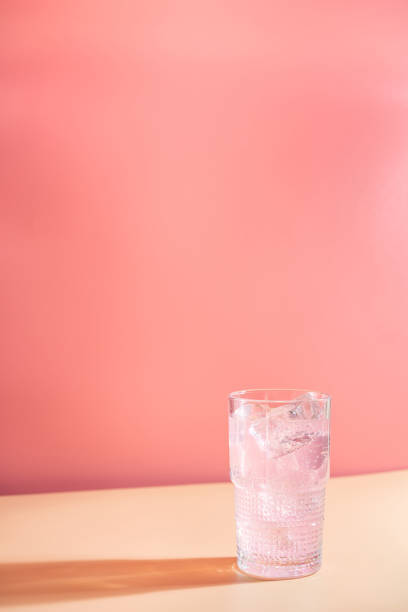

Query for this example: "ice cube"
[248,417,272,451]
[230,403,266,445]
[249,415,317,458]
[230,402,252,418]
[229,404,249,445]
[278,431,315,456]
[288,392,325,420]
[297,434,329,476]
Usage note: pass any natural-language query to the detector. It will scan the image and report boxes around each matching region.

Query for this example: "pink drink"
[229,389,330,579]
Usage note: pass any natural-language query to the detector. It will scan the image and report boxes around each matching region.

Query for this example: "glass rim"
[229,388,330,404]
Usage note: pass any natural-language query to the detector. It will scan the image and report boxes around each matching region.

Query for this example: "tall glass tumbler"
[229,389,330,579]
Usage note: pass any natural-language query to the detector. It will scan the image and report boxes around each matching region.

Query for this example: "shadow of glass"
[0,557,256,606]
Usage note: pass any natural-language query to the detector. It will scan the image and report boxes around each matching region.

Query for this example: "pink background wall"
[2,2,408,494]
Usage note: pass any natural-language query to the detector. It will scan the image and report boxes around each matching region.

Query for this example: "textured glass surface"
[229,390,330,579]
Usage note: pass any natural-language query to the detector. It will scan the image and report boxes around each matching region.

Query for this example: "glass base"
[237,552,321,580]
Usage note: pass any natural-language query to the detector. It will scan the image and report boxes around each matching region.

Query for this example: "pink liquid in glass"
[229,391,330,579]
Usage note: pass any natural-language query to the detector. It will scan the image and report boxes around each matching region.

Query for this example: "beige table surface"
[0,470,407,611]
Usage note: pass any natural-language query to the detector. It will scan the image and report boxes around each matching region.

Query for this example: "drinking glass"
[229,389,330,579]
